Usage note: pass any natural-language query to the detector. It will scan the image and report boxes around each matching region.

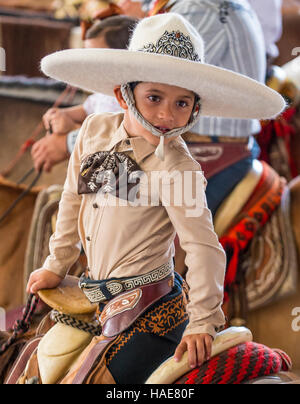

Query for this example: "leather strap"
[4,336,43,384]
[187,141,252,179]
[72,276,174,384]
[101,276,174,338]
[71,336,116,385]
[182,132,249,144]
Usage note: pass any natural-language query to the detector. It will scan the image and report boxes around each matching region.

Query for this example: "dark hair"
[85,16,138,49]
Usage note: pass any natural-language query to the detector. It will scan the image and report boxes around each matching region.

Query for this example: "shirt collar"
[108,122,157,164]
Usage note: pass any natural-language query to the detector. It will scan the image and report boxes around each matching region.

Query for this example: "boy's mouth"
[155,126,171,134]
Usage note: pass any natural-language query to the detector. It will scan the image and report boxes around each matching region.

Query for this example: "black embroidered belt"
[78,259,174,304]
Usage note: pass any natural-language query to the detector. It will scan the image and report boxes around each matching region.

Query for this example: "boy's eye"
[177,100,189,108]
[148,95,160,103]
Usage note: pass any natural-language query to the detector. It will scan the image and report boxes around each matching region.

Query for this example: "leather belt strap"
[5,336,43,385]
[71,336,116,385]
[72,275,174,384]
[182,132,250,144]
[101,275,174,338]
[79,259,174,304]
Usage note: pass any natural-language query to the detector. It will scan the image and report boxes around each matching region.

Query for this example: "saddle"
[215,160,298,318]
[14,274,175,384]
[11,276,257,384]
[214,159,263,238]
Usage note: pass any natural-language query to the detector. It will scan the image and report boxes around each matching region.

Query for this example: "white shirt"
[169,0,267,137]
[83,93,122,116]
[248,0,282,58]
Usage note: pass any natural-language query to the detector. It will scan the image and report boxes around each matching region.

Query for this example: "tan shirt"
[43,113,226,338]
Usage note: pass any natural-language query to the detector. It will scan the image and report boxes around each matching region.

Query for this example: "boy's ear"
[114,86,128,110]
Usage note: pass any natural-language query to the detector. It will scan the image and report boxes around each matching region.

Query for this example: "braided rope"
[0,294,39,356]
[120,83,202,161]
[50,311,101,337]
[120,84,202,140]
[175,342,291,384]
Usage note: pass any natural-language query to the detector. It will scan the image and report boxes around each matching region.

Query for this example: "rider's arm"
[160,163,226,340]
[63,105,87,124]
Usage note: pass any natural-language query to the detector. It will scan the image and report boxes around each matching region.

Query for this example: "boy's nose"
[158,104,175,122]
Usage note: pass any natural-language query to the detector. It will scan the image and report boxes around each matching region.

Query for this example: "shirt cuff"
[67,129,80,154]
[183,322,225,340]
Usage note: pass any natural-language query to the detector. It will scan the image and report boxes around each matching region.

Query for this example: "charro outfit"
[43,112,226,382]
[40,13,284,383]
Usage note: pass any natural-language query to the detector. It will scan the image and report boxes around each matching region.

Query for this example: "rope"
[0,85,77,179]
[0,169,42,226]
[120,84,202,140]
[50,311,101,337]
[0,294,39,356]
[175,342,291,384]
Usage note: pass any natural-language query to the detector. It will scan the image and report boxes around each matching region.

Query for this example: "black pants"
[104,273,189,384]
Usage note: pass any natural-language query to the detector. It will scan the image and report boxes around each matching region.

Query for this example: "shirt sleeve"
[66,129,80,154]
[43,115,91,278]
[159,163,226,339]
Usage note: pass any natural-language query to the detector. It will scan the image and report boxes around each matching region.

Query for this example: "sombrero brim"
[41,48,286,120]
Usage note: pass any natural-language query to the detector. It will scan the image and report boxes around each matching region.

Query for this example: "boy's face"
[115,82,196,146]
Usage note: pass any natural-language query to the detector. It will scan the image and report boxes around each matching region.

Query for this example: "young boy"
[27,13,284,383]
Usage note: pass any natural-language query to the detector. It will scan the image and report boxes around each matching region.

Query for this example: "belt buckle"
[78,274,88,290]
[106,280,126,297]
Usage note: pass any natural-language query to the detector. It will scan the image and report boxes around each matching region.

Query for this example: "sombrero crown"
[41,13,285,120]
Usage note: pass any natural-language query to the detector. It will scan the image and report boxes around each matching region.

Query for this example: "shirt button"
[93,203,98,209]
[86,236,91,241]
[125,139,130,146]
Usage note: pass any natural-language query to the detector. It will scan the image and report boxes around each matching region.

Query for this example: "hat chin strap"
[120,84,202,161]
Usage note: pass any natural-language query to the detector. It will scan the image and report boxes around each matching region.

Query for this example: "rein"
[0,85,77,179]
[0,294,39,356]
[0,168,42,227]
[0,85,78,226]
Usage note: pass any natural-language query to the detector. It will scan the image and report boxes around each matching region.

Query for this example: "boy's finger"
[205,335,212,360]
[187,340,197,369]
[174,341,186,362]
[196,339,205,367]
[30,280,47,294]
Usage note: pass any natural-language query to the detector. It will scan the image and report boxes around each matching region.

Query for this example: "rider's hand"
[118,0,147,18]
[31,133,70,173]
[26,268,63,295]
[43,108,78,134]
[174,333,213,368]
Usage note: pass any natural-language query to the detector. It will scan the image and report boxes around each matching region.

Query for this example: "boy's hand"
[26,268,63,295]
[174,333,213,369]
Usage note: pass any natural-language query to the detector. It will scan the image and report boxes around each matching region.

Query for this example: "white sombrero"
[41,13,285,159]
[41,12,285,119]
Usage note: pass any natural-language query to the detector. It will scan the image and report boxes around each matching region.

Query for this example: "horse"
[2,276,298,385]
